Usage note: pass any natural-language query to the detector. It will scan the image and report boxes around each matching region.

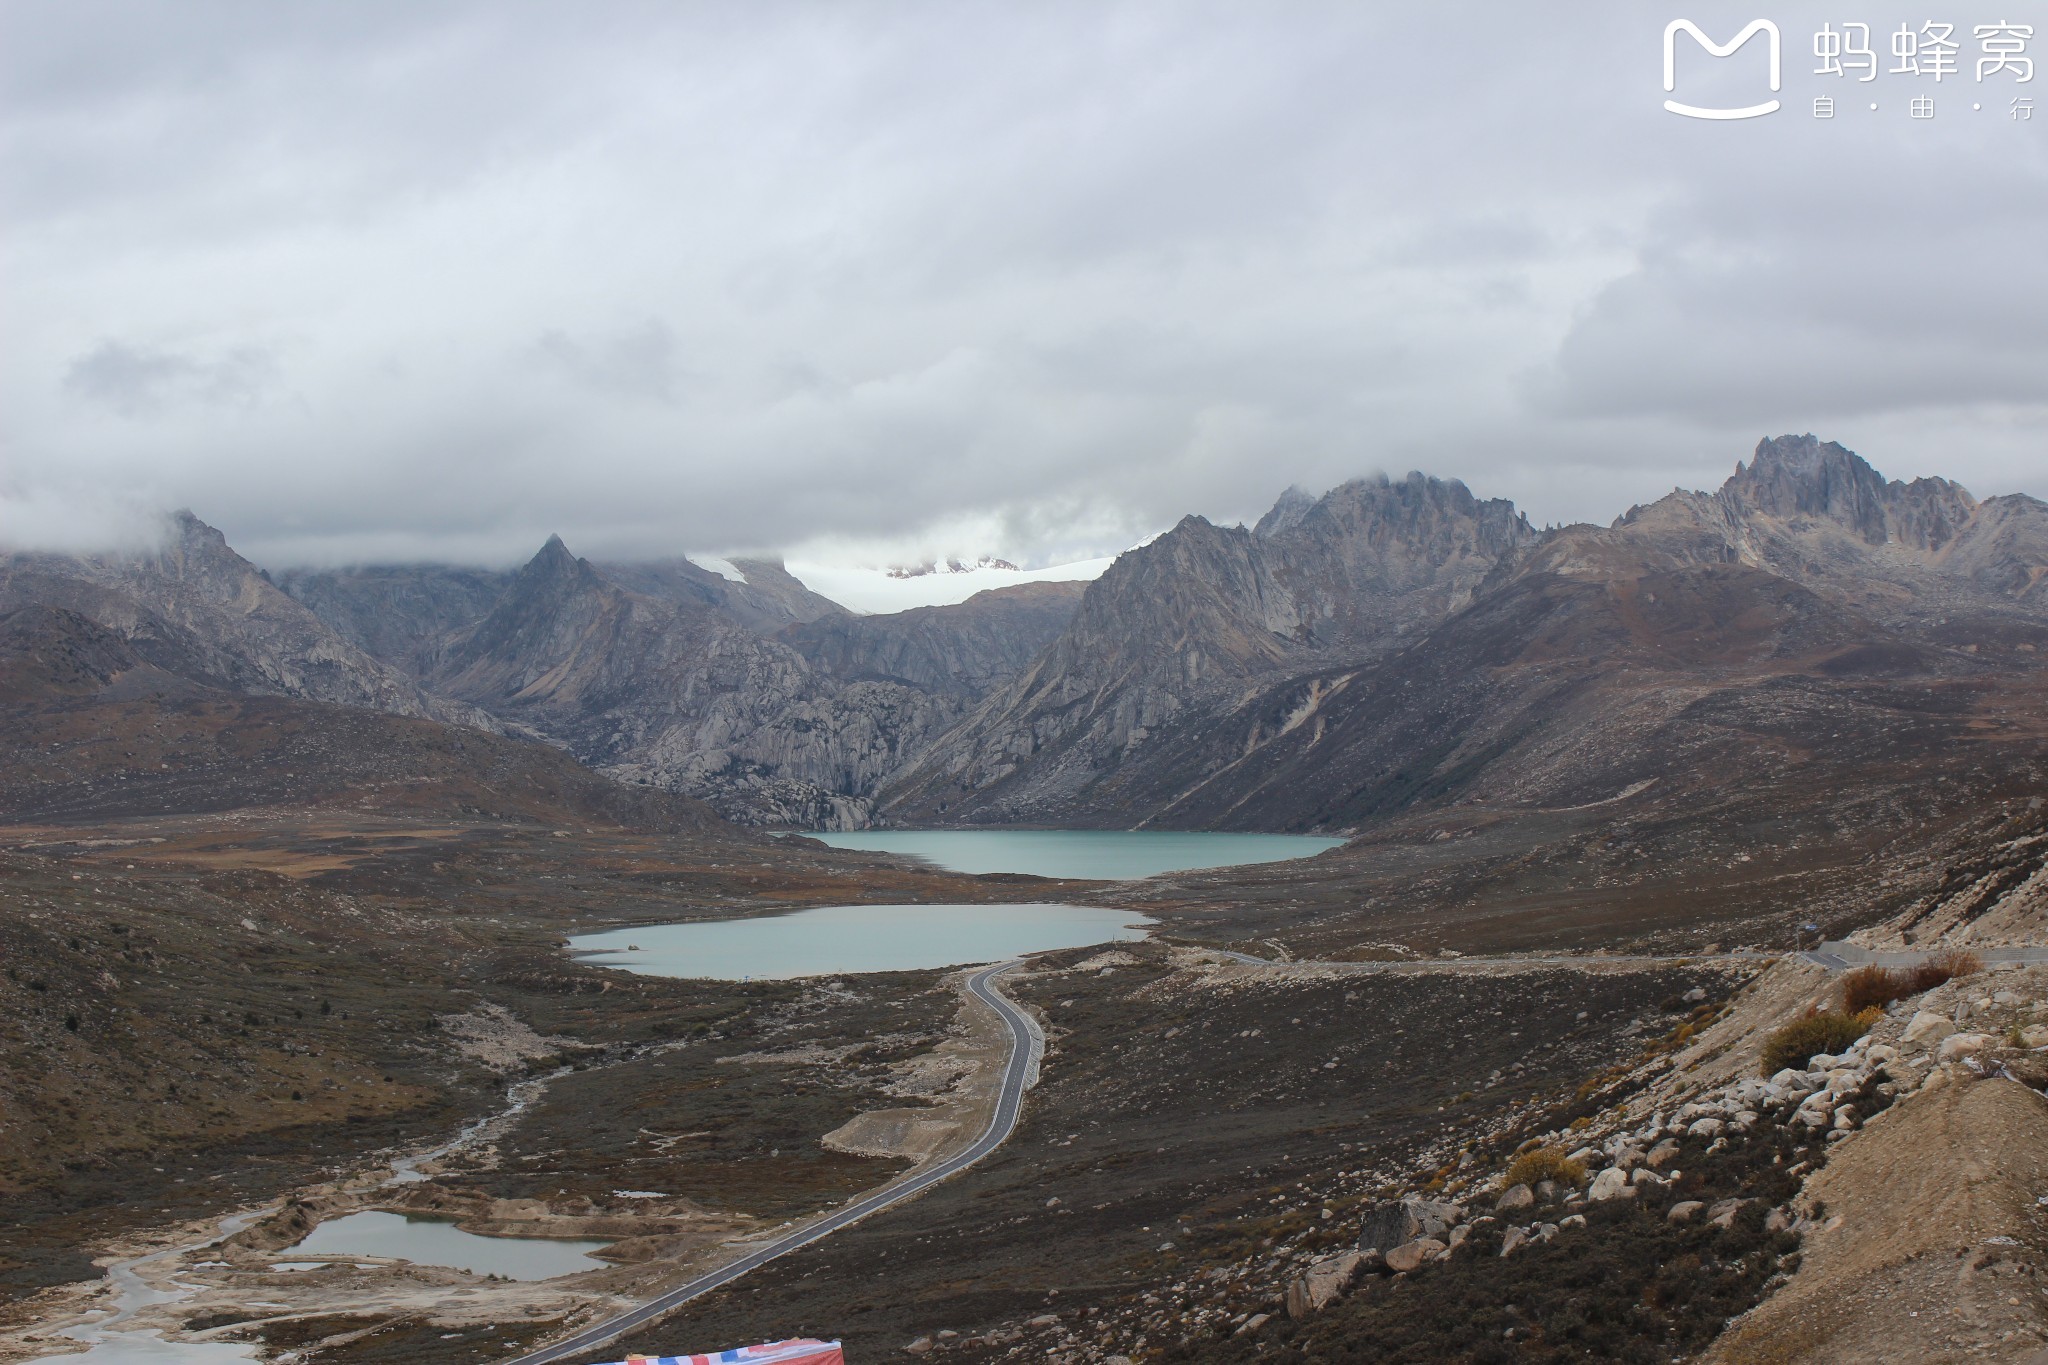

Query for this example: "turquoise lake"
[805,829,1346,880]
[283,1211,611,1280]
[570,902,1151,980]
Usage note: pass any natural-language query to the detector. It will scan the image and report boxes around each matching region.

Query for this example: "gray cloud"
[3,1,2043,568]
[63,339,282,417]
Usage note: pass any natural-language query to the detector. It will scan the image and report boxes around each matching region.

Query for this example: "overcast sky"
[3,0,2044,569]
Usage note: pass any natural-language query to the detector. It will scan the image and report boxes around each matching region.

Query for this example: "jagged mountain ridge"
[0,601,731,831]
[275,537,1085,826]
[6,436,2040,834]
[878,437,2048,830]
[0,512,473,726]
[877,471,1543,823]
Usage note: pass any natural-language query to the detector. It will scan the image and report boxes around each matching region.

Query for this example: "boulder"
[1707,1198,1750,1229]
[905,1338,934,1356]
[1831,1104,1859,1131]
[1558,1214,1587,1230]
[1495,1183,1534,1212]
[1685,1117,1725,1139]
[1938,1032,1996,1063]
[2021,1025,2048,1049]
[1384,1238,1445,1273]
[1645,1138,1681,1169]
[1533,1179,1561,1203]
[1903,1011,1956,1048]
[1293,1251,1366,1314]
[1588,1168,1634,1202]
[1499,1226,1529,1258]
[1667,1201,1705,1222]
[1629,1167,1664,1187]
[1357,1196,1459,1253]
[1794,1097,1834,1128]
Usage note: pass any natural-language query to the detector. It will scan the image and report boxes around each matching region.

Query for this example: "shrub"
[1504,1146,1585,1189]
[1840,964,1909,1014]
[1903,948,1983,994]
[1759,1006,1881,1076]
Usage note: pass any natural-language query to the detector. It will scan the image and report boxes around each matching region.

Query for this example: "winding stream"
[29,1067,574,1364]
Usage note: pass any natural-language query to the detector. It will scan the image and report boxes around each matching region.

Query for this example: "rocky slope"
[272,562,511,678]
[0,601,730,831]
[780,581,1086,697]
[596,555,848,633]
[411,536,951,826]
[270,539,1086,827]
[0,511,462,724]
[880,438,2048,830]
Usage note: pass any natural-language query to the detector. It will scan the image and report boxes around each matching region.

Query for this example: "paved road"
[1213,943,2048,975]
[497,962,1041,1365]
[1798,942,2048,971]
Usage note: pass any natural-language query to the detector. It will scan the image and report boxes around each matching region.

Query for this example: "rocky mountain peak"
[1254,485,1318,539]
[1720,435,1977,551]
[167,508,230,548]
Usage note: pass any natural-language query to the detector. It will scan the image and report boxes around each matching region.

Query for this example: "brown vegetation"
[1760,1008,1882,1076]
[1503,1146,1585,1190]
[1840,949,1986,1014]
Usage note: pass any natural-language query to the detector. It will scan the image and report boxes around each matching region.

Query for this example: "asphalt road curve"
[497,960,1042,1365]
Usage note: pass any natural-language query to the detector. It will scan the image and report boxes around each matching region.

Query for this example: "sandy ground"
[1702,1073,2048,1364]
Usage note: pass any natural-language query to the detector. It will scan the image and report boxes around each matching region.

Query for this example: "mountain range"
[5,435,2043,836]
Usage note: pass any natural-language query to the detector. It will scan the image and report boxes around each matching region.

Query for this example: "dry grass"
[1840,965,1907,1014]
[1504,1146,1586,1189]
[1906,948,1982,993]
[1838,949,1984,1015]
[1760,1007,1883,1076]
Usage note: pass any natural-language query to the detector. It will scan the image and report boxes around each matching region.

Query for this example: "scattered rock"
[1707,1198,1750,1229]
[1939,1032,1996,1063]
[1903,1011,1956,1048]
[1384,1237,1446,1273]
[1668,1201,1705,1222]
[1588,1167,1633,1202]
[1288,1250,1367,1317]
[1499,1226,1529,1257]
[1357,1196,1460,1253]
[1495,1183,1534,1211]
[904,1337,933,1355]
[1645,1138,1681,1168]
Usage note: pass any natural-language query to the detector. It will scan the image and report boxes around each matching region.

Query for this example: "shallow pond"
[806,828,1344,880]
[570,901,1151,980]
[282,1211,611,1280]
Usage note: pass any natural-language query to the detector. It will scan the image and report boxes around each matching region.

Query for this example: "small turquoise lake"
[570,902,1151,980]
[805,829,1345,880]
[282,1211,611,1280]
